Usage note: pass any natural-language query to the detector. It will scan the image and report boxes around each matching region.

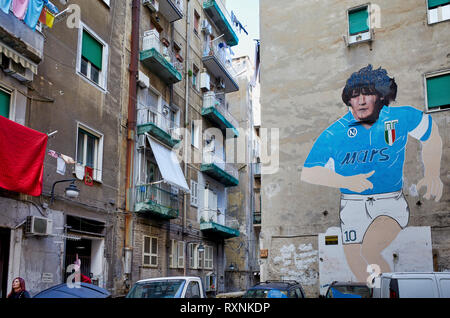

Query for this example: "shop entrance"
[0,228,10,298]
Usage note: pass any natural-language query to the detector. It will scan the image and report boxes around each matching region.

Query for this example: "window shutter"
[0,89,10,118]
[82,30,103,70]
[428,0,450,9]
[349,7,369,35]
[177,241,185,268]
[427,74,450,109]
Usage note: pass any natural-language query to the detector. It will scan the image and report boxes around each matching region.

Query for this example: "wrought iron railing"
[135,183,179,210]
[137,102,180,140]
[200,208,239,230]
[203,150,238,180]
[202,91,239,130]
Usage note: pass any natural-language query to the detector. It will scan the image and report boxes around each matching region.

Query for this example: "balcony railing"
[140,32,182,84]
[137,102,181,142]
[203,151,238,180]
[159,0,184,23]
[200,208,240,238]
[203,0,239,46]
[135,184,179,219]
[202,41,239,93]
[202,91,239,136]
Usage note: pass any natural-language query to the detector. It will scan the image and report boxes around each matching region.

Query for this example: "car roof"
[33,283,111,298]
[135,276,200,284]
[330,281,370,287]
[249,281,301,290]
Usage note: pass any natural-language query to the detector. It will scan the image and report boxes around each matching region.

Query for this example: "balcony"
[137,105,181,148]
[203,0,239,47]
[159,0,184,23]
[140,32,182,85]
[202,92,239,137]
[200,151,238,187]
[202,42,239,94]
[134,184,179,219]
[0,9,44,74]
[200,208,240,239]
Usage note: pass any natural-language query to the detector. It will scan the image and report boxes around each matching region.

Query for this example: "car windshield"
[244,288,288,298]
[126,279,186,298]
[327,285,371,298]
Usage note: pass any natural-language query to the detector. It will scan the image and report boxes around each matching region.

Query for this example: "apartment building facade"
[260,0,449,297]
[0,0,128,297]
[118,0,246,296]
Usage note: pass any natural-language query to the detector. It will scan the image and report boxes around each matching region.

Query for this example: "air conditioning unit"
[201,20,212,34]
[137,134,146,148]
[25,216,53,236]
[200,72,210,91]
[1,57,33,83]
[143,0,159,12]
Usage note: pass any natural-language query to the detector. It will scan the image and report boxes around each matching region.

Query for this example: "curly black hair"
[342,65,397,106]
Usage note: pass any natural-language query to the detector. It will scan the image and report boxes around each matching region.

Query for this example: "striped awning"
[0,42,38,74]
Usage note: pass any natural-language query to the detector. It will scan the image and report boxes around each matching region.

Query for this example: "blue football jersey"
[303,106,432,195]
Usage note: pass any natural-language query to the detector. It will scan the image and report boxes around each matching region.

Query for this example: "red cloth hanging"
[0,116,48,196]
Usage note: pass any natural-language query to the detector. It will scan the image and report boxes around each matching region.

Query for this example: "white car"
[126,276,206,298]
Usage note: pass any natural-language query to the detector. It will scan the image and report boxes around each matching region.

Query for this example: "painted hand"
[417,176,443,202]
[343,170,375,193]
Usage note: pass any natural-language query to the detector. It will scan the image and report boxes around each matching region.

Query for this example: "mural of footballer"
[300,65,443,282]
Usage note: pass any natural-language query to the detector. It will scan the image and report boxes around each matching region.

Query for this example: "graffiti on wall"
[300,65,443,282]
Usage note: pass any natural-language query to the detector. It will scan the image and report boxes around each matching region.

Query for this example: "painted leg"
[361,216,402,273]
[343,244,369,282]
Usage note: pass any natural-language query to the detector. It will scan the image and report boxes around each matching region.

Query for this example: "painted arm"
[417,121,443,201]
[301,166,375,193]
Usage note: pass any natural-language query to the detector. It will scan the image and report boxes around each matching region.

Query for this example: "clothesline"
[0,0,59,30]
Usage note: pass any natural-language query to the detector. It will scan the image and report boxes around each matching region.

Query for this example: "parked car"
[243,280,306,298]
[324,281,372,298]
[126,276,206,298]
[33,282,111,298]
[372,272,450,298]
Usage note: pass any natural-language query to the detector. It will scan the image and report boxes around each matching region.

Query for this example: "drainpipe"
[124,0,140,288]
[183,0,191,234]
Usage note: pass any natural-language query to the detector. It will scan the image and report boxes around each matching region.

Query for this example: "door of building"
[0,228,11,298]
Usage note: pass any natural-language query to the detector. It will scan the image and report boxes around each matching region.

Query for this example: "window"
[77,24,109,90]
[177,241,185,268]
[425,71,450,112]
[143,236,158,267]
[347,5,372,45]
[0,88,11,119]
[190,180,198,206]
[204,245,213,269]
[193,10,200,35]
[170,239,182,268]
[76,124,104,182]
[192,65,199,91]
[185,281,201,298]
[191,120,200,148]
[427,0,450,24]
[189,243,198,269]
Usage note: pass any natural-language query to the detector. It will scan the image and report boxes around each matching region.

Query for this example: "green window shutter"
[0,89,10,118]
[427,74,450,109]
[349,7,369,35]
[428,0,450,9]
[82,30,103,70]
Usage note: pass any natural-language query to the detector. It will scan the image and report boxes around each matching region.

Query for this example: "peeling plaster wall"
[260,0,450,297]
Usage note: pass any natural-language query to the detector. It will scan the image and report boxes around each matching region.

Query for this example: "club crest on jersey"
[384,120,398,146]
[347,127,358,138]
